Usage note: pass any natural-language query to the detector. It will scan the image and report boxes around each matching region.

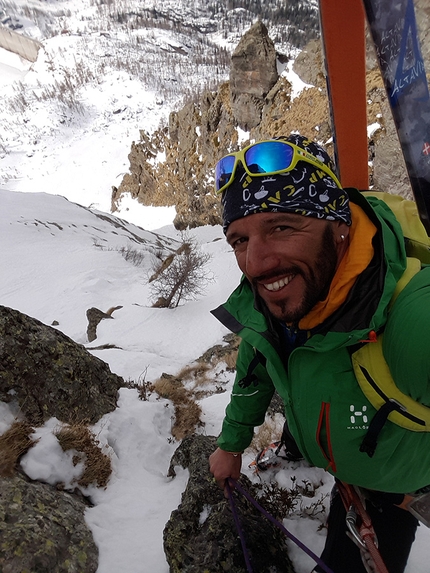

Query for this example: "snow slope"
[0,188,428,573]
[0,1,428,569]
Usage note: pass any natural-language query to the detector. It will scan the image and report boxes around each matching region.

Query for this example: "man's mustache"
[251,267,302,286]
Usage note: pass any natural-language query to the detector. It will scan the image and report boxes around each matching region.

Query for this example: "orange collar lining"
[298,203,377,331]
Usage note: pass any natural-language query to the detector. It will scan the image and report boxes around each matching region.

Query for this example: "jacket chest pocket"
[289,347,371,473]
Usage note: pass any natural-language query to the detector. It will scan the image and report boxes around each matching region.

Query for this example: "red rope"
[337,482,389,573]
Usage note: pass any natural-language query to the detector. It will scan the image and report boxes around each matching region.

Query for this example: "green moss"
[44,539,56,555]
[37,501,46,513]
[77,551,87,565]
[0,466,97,572]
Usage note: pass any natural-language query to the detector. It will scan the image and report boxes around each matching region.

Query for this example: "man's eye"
[231,237,247,250]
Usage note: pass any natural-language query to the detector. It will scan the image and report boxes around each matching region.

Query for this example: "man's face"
[226,212,342,323]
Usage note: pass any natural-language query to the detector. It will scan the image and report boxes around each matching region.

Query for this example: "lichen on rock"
[0,305,123,425]
[0,473,98,573]
[164,435,294,573]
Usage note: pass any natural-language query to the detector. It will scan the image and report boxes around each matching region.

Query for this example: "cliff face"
[111,21,281,230]
[112,6,430,229]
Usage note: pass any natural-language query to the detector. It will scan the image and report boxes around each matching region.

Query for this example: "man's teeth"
[264,276,291,292]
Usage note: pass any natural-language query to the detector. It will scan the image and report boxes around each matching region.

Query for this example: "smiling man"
[226,211,348,324]
[209,134,430,573]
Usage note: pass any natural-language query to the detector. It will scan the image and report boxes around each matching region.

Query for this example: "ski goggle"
[214,140,342,195]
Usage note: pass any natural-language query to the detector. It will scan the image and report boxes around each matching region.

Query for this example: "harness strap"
[359,399,406,457]
[238,350,266,388]
[337,482,389,573]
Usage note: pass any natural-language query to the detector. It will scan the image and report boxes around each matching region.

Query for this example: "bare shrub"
[118,245,145,266]
[8,81,29,113]
[93,240,146,267]
[5,51,105,116]
[55,424,111,488]
[150,233,212,308]
[0,421,38,477]
[253,478,328,522]
[123,368,154,401]
[0,137,7,156]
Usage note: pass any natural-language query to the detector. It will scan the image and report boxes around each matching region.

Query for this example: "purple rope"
[227,478,334,573]
[225,480,254,573]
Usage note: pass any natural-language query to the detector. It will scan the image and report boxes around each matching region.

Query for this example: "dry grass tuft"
[173,401,203,441]
[176,362,211,386]
[198,334,240,372]
[222,349,238,370]
[153,374,203,440]
[55,424,112,488]
[151,335,240,440]
[0,421,38,477]
[250,416,284,454]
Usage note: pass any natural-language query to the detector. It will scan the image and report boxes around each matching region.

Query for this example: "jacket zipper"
[316,402,337,473]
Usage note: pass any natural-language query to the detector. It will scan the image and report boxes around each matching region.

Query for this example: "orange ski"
[319,0,369,189]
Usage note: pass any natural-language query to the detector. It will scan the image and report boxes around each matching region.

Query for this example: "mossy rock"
[0,473,98,572]
[0,305,123,425]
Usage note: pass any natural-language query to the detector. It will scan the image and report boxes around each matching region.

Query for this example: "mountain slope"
[1,189,427,573]
[0,0,318,218]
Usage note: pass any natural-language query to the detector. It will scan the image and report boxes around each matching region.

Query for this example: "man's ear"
[333,221,350,244]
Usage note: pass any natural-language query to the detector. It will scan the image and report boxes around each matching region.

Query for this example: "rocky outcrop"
[164,435,294,573]
[86,305,123,342]
[0,473,98,573]
[230,21,279,130]
[112,3,430,229]
[86,307,114,342]
[111,22,277,230]
[0,305,124,571]
[0,305,123,425]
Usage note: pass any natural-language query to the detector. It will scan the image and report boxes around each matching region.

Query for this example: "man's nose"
[244,238,280,278]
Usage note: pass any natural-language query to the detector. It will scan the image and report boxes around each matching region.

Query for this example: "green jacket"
[212,189,430,493]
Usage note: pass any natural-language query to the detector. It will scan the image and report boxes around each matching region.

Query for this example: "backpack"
[363,191,430,264]
[352,192,430,457]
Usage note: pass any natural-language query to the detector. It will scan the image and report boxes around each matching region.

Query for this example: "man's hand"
[209,447,242,490]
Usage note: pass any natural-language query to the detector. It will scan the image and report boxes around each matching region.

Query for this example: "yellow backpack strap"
[351,258,429,457]
[363,191,430,264]
[352,334,430,431]
[389,257,422,309]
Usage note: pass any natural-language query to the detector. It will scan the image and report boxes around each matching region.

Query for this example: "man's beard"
[257,224,339,324]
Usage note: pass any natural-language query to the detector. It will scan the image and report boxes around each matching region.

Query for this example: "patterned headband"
[221,134,351,232]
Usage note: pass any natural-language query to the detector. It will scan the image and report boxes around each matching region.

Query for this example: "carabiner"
[346,505,366,548]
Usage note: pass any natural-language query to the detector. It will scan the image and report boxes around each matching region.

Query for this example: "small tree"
[149,233,212,308]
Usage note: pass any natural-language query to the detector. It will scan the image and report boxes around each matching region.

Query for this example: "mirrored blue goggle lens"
[215,142,296,192]
[215,155,236,191]
[244,141,294,174]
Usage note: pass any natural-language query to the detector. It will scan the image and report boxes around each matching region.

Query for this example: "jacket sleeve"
[217,338,276,452]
